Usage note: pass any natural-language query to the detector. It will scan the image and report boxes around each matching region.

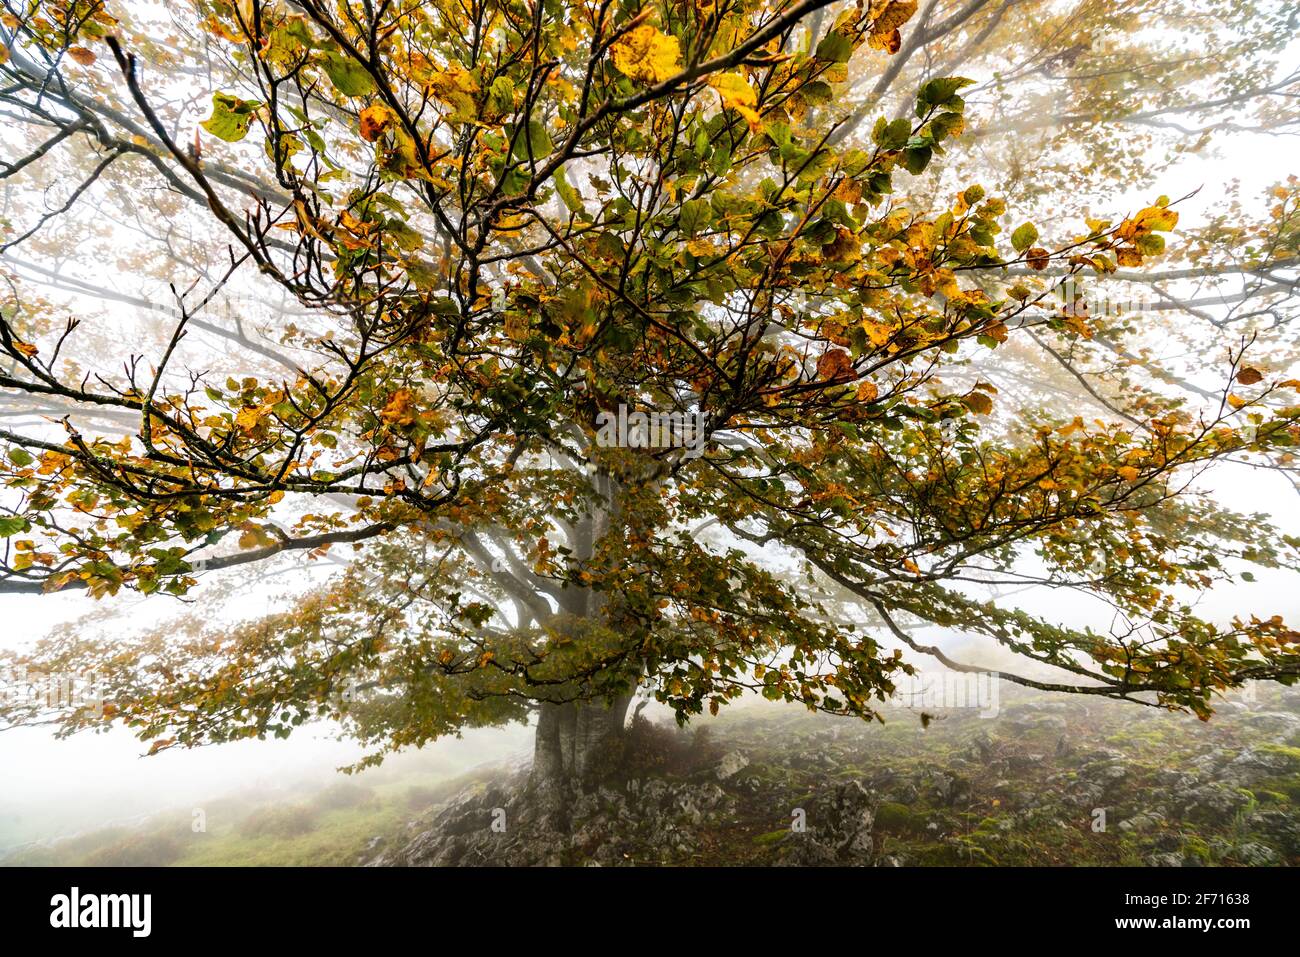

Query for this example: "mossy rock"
[874,801,928,834]
[912,839,997,866]
[1257,744,1300,771]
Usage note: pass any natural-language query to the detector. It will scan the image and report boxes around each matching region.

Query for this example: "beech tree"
[2,0,1299,801]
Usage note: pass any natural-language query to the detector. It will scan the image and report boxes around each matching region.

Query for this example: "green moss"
[1258,744,1300,771]
[1181,834,1214,864]
[875,801,927,834]
[913,839,997,866]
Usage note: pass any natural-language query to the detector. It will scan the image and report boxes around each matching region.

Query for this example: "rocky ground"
[8,684,1299,866]
[368,685,1300,867]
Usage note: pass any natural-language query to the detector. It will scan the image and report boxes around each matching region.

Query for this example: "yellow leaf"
[1136,205,1179,232]
[867,0,917,53]
[359,104,393,142]
[709,72,762,129]
[505,313,530,340]
[235,406,262,432]
[872,0,918,35]
[1118,204,1179,242]
[1117,466,1139,482]
[380,388,416,426]
[610,24,681,85]
[426,63,478,115]
[861,319,893,347]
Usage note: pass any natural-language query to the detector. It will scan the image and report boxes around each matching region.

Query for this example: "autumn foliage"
[0,0,1297,767]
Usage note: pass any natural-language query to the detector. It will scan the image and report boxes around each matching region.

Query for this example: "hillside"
[7,686,1299,867]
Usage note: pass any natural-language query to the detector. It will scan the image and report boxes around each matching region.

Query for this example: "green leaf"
[322,52,375,97]
[900,145,932,175]
[815,33,854,63]
[489,76,515,114]
[1011,222,1038,253]
[873,117,912,151]
[553,166,585,215]
[0,515,30,537]
[930,111,964,142]
[802,81,834,105]
[1134,232,1165,256]
[916,77,975,116]
[680,198,711,237]
[385,219,425,252]
[200,93,262,143]
[512,120,553,160]
[7,447,34,467]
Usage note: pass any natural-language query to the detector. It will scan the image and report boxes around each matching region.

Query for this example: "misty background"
[1,8,1298,863]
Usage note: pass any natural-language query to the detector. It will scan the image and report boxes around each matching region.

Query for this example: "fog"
[1,6,1298,867]
[3,454,1296,855]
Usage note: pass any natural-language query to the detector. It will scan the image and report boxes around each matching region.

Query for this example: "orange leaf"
[380,388,417,426]
[816,348,853,380]
[359,104,392,142]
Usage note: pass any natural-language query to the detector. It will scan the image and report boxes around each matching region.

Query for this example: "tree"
[1,0,1298,809]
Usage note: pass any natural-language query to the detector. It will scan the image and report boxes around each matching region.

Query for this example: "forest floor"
[5,683,1300,866]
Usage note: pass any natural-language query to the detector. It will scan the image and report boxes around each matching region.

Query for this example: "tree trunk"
[530,693,633,803]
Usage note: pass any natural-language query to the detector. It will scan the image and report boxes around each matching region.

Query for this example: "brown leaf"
[1236,367,1264,386]
[816,348,853,381]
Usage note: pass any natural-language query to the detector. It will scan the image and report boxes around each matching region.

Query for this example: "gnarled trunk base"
[530,695,633,813]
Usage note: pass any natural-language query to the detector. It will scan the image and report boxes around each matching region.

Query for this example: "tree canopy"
[1,0,1298,775]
